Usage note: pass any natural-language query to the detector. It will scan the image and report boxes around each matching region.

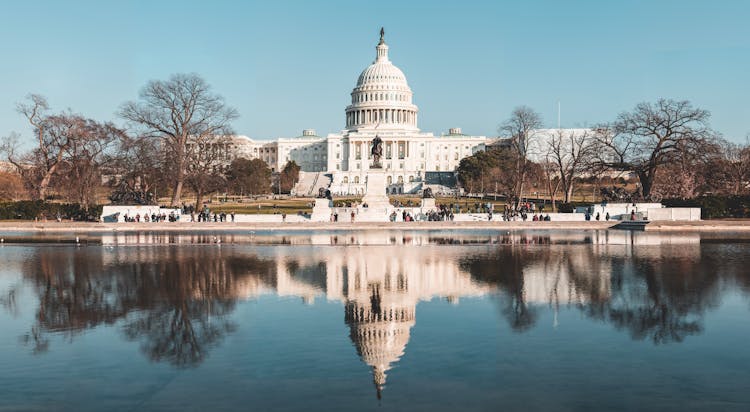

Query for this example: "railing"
[307,172,320,196]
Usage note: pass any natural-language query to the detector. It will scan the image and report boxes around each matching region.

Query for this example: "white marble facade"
[223,30,489,192]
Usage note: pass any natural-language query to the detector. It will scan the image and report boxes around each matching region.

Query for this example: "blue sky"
[1,0,748,143]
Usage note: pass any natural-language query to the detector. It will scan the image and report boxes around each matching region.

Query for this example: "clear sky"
[1,0,748,144]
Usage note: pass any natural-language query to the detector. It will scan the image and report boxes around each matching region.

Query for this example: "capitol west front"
[230,30,488,195]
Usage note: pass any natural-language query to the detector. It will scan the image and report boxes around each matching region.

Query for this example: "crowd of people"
[122,211,179,223]
[190,205,235,222]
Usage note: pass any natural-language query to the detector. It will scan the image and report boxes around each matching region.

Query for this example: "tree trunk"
[639,170,655,199]
[38,172,54,201]
[564,183,574,203]
[171,144,186,207]
[195,189,204,212]
[171,178,183,207]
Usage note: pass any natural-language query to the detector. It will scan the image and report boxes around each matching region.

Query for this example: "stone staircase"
[292,172,332,197]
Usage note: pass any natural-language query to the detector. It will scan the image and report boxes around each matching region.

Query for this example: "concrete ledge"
[2,220,750,233]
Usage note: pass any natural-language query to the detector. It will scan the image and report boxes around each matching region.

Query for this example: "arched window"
[408,175,414,182]
[354,176,360,184]
[397,176,403,184]
[387,176,393,185]
[343,176,349,184]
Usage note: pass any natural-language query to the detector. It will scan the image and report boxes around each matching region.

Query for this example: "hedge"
[663,196,750,219]
[0,201,103,221]
[556,196,750,219]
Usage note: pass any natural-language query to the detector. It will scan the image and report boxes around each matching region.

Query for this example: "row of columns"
[347,108,416,127]
[194,143,233,161]
[351,139,410,161]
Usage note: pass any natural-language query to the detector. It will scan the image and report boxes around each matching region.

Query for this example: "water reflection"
[3,230,750,398]
[16,247,275,366]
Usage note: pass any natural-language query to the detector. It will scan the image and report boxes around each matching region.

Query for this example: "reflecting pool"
[1,230,749,411]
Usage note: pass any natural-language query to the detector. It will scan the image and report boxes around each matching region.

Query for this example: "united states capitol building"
[227,29,490,196]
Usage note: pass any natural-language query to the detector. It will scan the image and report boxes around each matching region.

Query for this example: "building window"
[354,176,360,184]
[343,176,349,183]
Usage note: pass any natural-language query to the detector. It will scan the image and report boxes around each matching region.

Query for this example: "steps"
[292,172,332,197]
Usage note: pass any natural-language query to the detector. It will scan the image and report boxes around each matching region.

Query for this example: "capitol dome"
[345,29,419,132]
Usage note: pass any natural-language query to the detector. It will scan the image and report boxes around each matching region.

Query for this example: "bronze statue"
[371,135,383,168]
[422,187,433,199]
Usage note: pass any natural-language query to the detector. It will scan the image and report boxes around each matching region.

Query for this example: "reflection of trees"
[577,252,721,344]
[19,247,275,366]
[462,245,539,332]
[463,240,743,344]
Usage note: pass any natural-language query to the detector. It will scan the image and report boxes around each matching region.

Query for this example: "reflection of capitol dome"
[345,286,416,399]
[271,244,494,397]
[345,28,419,132]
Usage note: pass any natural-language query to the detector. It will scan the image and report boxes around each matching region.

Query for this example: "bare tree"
[539,159,561,211]
[716,138,750,195]
[56,120,123,208]
[109,135,168,205]
[499,106,543,202]
[119,74,238,206]
[545,129,596,203]
[1,95,122,203]
[2,95,57,200]
[592,99,716,198]
[185,135,232,208]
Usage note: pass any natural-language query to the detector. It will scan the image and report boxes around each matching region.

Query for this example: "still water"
[1,230,749,411]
